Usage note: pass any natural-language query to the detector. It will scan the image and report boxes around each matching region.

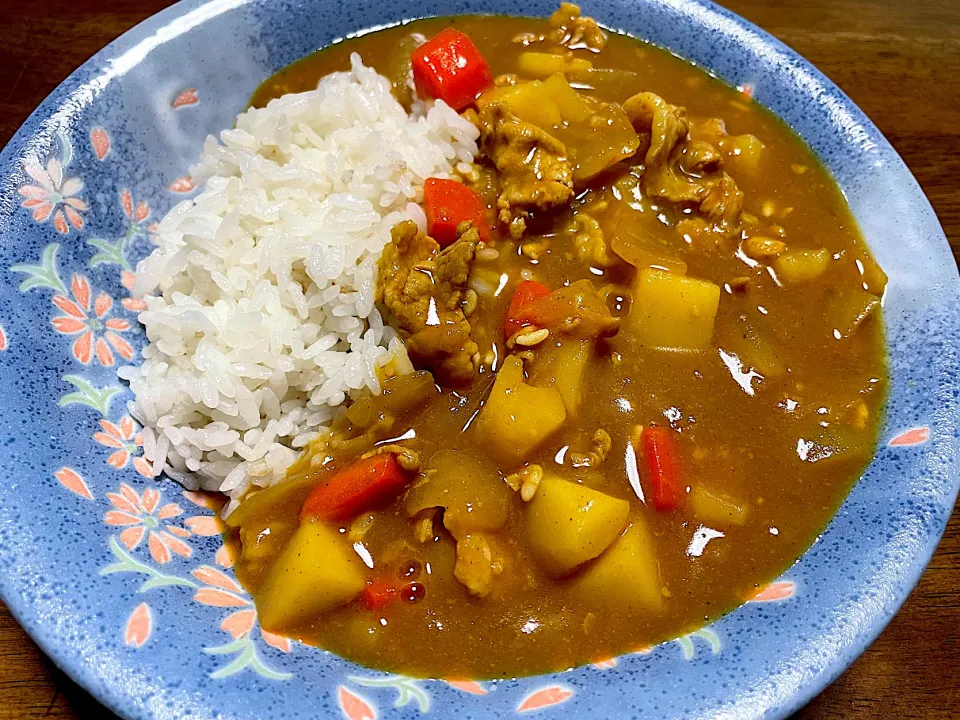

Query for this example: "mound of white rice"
[120,55,479,512]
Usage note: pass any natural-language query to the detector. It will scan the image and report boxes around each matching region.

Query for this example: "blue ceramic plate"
[0,1,956,718]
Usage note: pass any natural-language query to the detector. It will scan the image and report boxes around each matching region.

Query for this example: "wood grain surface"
[0,1,957,718]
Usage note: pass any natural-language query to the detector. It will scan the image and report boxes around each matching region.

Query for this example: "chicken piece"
[572,212,617,268]
[693,117,765,174]
[453,532,498,598]
[681,140,724,175]
[514,279,620,339]
[700,172,744,237]
[625,92,701,204]
[547,3,606,51]
[625,94,688,171]
[623,91,743,237]
[629,94,704,205]
[478,104,574,239]
[377,221,479,385]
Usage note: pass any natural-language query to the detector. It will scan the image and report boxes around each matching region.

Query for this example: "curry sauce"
[232,9,887,679]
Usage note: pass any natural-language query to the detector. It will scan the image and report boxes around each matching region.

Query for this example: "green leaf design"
[349,675,430,712]
[247,651,294,681]
[100,536,196,593]
[204,637,249,656]
[140,575,197,592]
[208,642,255,679]
[59,375,122,416]
[10,243,67,294]
[87,236,132,270]
[675,635,696,661]
[56,129,74,169]
[674,627,721,660]
[101,536,293,683]
[204,634,292,681]
[86,214,153,271]
[693,628,721,654]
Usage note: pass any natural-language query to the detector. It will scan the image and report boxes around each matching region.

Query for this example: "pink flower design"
[517,686,574,712]
[192,565,292,652]
[182,490,222,511]
[18,158,86,233]
[261,629,292,653]
[172,88,199,109]
[182,490,227,538]
[747,580,796,603]
[55,467,93,501]
[104,483,193,564]
[120,271,147,312]
[446,680,487,695]
[119,188,158,241]
[215,543,236,569]
[220,608,257,638]
[51,274,133,366]
[338,687,376,720]
[125,602,152,648]
[168,175,196,193]
[90,127,111,161]
[888,426,931,447]
[93,415,154,477]
[193,566,248,608]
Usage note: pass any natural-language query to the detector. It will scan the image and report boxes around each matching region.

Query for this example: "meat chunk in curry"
[477,103,574,239]
[377,220,479,385]
[546,2,606,51]
[624,90,744,238]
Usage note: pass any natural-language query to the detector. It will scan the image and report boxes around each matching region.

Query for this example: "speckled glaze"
[0,1,956,718]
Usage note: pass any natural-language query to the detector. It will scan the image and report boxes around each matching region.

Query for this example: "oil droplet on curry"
[231,5,888,679]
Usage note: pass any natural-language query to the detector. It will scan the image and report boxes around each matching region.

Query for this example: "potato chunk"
[474,356,566,465]
[773,248,830,283]
[518,52,593,78]
[825,288,881,340]
[628,268,720,351]
[689,487,748,527]
[856,251,888,296]
[528,338,592,413]
[572,521,662,612]
[257,522,366,631]
[477,81,562,128]
[525,474,629,576]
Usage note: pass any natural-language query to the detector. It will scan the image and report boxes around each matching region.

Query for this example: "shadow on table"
[37,662,122,720]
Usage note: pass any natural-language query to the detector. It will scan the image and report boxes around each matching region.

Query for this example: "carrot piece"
[504,280,551,338]
[300,455,410,523]
[423,178,490,246]
[411,28,493,111]
[359,579,398,611]
[641,426,683,512]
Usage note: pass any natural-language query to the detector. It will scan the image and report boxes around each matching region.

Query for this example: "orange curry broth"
[232,14,887,679]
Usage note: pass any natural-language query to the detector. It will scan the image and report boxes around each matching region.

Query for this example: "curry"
[230,5,888,679]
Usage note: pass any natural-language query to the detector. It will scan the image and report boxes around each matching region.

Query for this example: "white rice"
[120,54,480,512]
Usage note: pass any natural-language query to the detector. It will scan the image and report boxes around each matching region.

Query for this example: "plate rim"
[0,1,956,719]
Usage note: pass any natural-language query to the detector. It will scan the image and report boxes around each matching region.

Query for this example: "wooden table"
[0,0,957,717]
